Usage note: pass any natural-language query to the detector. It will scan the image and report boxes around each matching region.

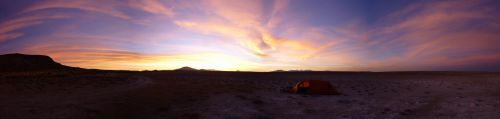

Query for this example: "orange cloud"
[173,0,345,62]
[20,41,268,71]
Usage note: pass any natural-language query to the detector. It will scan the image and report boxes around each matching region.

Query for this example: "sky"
[1,0,500,71]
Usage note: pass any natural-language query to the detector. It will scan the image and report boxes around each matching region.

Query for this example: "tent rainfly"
[290,80,340,95]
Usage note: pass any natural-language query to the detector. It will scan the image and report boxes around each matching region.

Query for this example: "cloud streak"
[0,13,68,42]
[22,0,131,19]
[361,0,500,71]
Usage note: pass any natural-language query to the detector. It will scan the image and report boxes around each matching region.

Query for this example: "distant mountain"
[0,53,70,72]
[174,66,198,71]
[272,69,314,72]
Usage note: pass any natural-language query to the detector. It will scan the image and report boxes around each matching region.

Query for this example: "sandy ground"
[1,71,500,119]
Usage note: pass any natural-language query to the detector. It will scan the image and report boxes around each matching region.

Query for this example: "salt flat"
[1,71,500,119]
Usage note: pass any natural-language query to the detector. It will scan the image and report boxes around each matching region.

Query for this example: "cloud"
[0,33,23,42]
[0,13,68,42]
[266,0,289,29]
[0,0,133,43]
[363,0,500,71]
[172,0,343,61]
[22,0,131,19]
[1,0,176,43]
[128,0,174,17]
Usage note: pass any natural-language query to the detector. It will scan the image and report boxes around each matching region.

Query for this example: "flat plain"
[1,70,500,119]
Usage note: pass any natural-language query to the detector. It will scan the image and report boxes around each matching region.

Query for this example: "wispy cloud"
[363,0,500,71]
[173,0,342,61]
[22,0,131,19]
[0,13,68,42]
[128,0,174,17]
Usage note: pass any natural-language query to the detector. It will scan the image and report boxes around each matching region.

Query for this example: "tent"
[290,80,340,95]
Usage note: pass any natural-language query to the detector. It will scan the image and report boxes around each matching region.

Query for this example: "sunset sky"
[1,0,500,71]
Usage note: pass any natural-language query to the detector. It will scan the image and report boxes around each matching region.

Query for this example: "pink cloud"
[266,0,289,29]
[128,0,174,17]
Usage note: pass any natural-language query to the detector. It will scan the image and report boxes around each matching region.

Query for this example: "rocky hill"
[174,66,198,71]
[0,53,69,72]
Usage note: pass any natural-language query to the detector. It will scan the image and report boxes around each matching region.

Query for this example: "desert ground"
[1,70,500,119]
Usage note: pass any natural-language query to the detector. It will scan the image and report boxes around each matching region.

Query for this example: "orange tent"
[290,80,340,95]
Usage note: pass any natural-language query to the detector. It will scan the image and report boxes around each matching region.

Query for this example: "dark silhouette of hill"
[173,66,220,71]
[0,53,70,72]
[174,66,198,71]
